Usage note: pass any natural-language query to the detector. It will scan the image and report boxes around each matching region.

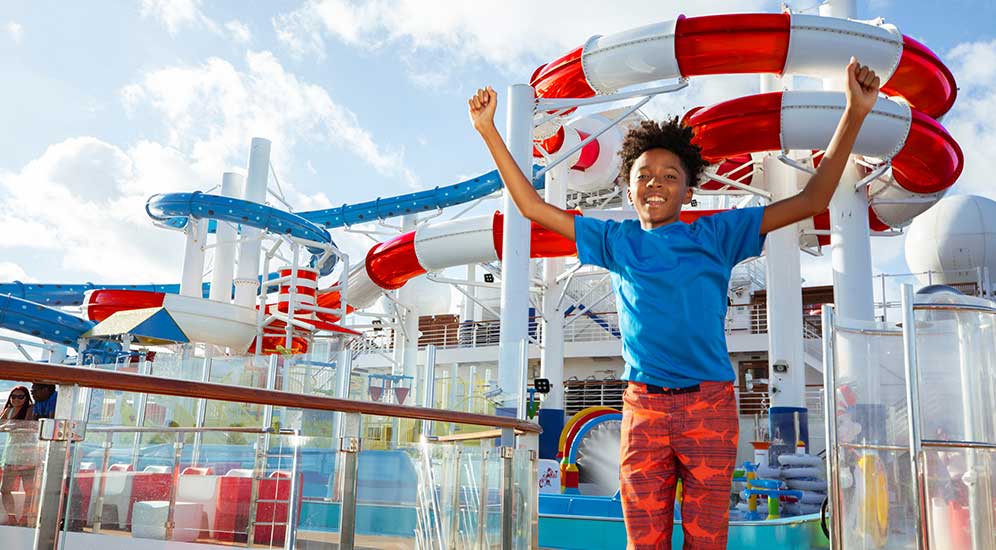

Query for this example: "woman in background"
[0,386,37,526]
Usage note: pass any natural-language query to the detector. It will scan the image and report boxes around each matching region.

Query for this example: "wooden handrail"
[0,359,540,434]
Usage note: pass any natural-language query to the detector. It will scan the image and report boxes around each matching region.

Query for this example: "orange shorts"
[619,381,738,550]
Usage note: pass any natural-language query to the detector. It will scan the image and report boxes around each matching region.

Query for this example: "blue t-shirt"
[574,207,766,388]
[33,392,58,419]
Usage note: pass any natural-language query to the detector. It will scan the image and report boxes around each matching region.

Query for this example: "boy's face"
[627,148,694,229]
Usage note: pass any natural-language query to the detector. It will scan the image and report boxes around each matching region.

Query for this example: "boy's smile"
[627,148,694,230]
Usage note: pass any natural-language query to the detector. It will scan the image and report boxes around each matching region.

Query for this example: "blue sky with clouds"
[0,1,994,313]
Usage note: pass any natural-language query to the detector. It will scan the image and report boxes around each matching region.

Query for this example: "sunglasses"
[10,394,27,400]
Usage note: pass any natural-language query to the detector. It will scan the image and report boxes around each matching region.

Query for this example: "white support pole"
[393,215,419,380]
[498,83,535,419]
[761,74,806,410]
[820,0,857,18]
[821,0,877,398]
[234,138,271,308]
[448,363,459,411]
[463,264,478,321]
[829,159,875,325]
[538,163,567,457]
[392,215,418,444]
[46,346,68,365]
[420,345,437,438]
[180,218,209,297]
[540,166,566,404]
[210,172,244,303]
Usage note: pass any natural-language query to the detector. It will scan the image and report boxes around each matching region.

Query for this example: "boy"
[469,58,880,549]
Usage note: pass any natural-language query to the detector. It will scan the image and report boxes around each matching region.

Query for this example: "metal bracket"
[529,450,538,462]
[854,161,892,191]
[340,436,361,454]
[38,418,85,442]
[500,446,515,460]
[776,152,817,175]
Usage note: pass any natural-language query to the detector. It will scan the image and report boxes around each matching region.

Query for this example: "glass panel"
[0,412,46,539]
[61,425,311,547]
[915,308,996,445]
[409,440,509,550]
[832,321,917,549]
[3,356,535,549]
[923,448,996,550]
[511,447,535,550]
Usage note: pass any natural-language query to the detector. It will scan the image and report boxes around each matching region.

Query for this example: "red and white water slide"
[87,13,962,350]
[319,12,962,312]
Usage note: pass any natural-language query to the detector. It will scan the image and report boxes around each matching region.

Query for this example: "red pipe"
[881,35,957,119]
[674,13,791,76]
[531,14,955,118]
[365,231,426,290]
[685,92,962,195]
[84,289,165,322]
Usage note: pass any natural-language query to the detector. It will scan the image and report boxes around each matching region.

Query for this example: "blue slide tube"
[0,166,544,342]
[0,294,118,357]
[298,166,543,229]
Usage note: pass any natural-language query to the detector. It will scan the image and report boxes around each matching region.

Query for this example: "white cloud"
[122,51,419,188]
[225,20,252,44]
[273,0,774,79]
[0,137,201,281]
[6,21,23,44]
[943,39,996,202]
[0,262,33,282]
[139,0,219,35]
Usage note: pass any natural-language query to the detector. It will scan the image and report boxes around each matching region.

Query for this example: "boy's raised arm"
[470,87,577,241]
[760,57,882,235]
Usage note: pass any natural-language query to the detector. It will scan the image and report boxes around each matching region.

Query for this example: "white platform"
[131,501,203,542]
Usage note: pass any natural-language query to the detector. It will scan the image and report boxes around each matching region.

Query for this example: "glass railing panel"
[292,433,346,549]
[831,320,917,549]
[1,362,541,549]
[411,439,508,550]
[60,423,307,548]
[923,447,996,550]
[511,447,536,550]
[0,416,46,539]
[913,304,996,550]
[481,444,503,548]
[914,307,996,446]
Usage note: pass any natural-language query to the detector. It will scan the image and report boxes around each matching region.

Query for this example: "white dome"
[399,275,452,314]
[905,195,996,285]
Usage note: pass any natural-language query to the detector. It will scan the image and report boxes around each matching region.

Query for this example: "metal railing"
[349,311,624,355]
[348,305,830,362]
[0,359,539,550]
[873,267,993,323]
[734,386,824,417]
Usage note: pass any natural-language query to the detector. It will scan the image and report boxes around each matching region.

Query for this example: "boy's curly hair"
[617,118,707,188]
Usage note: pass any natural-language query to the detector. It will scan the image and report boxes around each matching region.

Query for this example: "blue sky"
[0,1,994,326]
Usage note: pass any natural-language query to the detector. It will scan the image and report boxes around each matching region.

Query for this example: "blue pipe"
[147,192,332,248]
[147,191,337,274]
[298,166,544,229]
[0,166,544,313]
[0,294,118,357]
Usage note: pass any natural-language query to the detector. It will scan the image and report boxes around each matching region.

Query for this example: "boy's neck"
[640,214,683,230]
